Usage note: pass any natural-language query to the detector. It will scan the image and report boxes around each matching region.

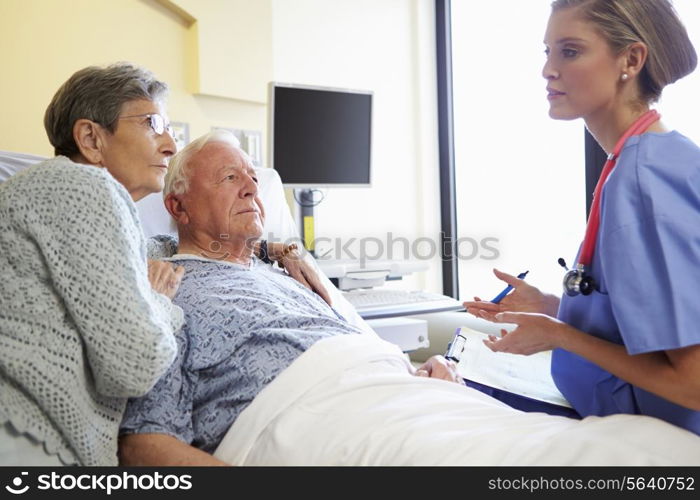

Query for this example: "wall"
[0,0,267,156]
[271,0,441,292]
[0,0,442,292]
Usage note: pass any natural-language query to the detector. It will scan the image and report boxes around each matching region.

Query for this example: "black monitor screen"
[271,85,372,186]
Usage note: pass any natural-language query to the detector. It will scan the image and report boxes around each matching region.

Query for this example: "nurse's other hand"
[415,355,465,385]
[147,259,185,300]
[462,268,559,319]
[482,311,566,355]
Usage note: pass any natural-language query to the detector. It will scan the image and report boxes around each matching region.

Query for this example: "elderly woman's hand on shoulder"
[267,242,333,306]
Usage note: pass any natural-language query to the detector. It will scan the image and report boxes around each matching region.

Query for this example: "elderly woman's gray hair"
[44,62,169,158]
[164,130,253,198]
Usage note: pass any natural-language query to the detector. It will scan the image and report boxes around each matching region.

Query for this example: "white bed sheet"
[215,333,700,466]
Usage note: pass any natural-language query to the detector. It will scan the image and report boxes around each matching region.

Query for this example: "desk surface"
[318,259,428,279]
[343,289,464,319]
[354,302,464,319]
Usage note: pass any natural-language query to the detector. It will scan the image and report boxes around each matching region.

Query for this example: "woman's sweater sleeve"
[33,168,182,397]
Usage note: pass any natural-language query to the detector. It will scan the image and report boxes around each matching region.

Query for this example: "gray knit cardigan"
[0,157,183,465]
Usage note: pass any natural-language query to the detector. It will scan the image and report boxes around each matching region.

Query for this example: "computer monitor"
[268,83,372,187]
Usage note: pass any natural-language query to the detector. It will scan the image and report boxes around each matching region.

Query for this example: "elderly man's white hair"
[164,129,254,198]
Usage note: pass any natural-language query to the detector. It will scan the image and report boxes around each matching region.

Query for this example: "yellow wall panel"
[0,0,267,156]
[167,0,273,103]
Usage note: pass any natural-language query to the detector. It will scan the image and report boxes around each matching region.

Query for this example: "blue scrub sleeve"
[602,216,700,354]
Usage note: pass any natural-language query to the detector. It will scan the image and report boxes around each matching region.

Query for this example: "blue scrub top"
[554,130,700,435]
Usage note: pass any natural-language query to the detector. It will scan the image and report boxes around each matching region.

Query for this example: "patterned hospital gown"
[121,255,362,452]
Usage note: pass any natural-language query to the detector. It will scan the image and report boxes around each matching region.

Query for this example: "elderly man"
[118,132,700,466]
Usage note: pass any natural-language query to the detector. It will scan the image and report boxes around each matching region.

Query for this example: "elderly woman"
[0,63,327,466]
[0,63,182,466]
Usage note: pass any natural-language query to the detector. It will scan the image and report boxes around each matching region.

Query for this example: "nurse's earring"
[621,73,629,81]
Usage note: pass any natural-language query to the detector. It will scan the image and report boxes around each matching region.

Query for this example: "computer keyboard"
[342,289,464,319]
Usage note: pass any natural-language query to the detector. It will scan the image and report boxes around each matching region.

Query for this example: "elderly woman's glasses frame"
[118,113,174,137]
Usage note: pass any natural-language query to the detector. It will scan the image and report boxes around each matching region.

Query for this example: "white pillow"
[0,151,47,182]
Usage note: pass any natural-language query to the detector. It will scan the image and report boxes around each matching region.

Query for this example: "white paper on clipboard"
[455,326,572,408]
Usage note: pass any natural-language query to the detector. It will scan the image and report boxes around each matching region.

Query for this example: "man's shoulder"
[148,235,179,260]
[172,258,284,310]
[172,256,272,277]
[173,259,245,302]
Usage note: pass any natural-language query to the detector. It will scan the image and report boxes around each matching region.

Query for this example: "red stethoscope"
[560,109,661,296]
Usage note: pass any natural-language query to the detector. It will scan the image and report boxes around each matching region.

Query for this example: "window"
[444,0,700,300]
[451,0,584,298]
[657,1,700,145]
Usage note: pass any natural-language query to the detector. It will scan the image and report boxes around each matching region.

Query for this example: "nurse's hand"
[482,311,568,355]
[462,268,560,319]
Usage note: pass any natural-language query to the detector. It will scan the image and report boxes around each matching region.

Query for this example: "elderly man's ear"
[164,194,190,225]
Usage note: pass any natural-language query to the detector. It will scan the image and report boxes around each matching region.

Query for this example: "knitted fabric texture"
[0,157,182,465]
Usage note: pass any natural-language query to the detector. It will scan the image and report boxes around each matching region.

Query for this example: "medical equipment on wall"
[561,109,660,297]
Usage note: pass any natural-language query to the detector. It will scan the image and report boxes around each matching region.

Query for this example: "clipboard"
[455,326,572,408]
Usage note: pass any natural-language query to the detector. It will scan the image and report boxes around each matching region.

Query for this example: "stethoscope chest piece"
[559,258,596,297]
[562,268,595,296]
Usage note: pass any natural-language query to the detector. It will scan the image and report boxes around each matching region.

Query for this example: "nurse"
[464,0,700,435]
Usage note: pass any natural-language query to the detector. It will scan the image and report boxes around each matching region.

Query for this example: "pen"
[445,329,467,363]
[490,270,529,304]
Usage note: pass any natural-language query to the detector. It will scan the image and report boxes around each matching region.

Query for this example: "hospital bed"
[1,150,699,466]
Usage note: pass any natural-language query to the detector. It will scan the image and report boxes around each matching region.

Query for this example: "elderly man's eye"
[226,174,236,181]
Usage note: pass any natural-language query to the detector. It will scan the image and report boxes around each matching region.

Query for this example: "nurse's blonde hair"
[551,0,697,103]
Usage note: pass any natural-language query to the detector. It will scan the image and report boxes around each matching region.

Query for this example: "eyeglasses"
[118,113,174,137]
